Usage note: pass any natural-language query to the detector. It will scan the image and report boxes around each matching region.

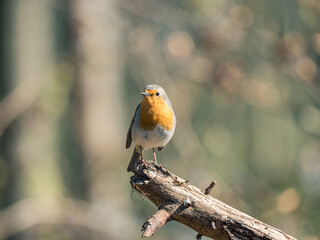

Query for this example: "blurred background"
[0,0,319,239]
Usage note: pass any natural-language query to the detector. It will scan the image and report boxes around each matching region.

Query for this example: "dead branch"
[130,162,297,240]
[141,204,176,237]
[204,181,216,195]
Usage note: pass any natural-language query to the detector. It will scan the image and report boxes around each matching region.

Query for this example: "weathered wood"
[130,162,297,240]
[204,181,216,195]
[141,205,176,237]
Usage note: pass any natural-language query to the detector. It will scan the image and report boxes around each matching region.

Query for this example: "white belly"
[132,124,174,150]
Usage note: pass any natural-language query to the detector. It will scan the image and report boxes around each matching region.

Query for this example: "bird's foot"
[140,158,150,168]
[152,148,158,165]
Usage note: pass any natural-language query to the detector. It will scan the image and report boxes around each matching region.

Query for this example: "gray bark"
[130,162,297,240]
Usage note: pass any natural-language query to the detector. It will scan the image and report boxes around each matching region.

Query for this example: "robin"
[126,84,176,172]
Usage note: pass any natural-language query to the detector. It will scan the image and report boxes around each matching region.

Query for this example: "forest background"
[0,0,320,239]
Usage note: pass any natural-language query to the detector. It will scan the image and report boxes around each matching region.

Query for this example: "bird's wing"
[126,103,140,149]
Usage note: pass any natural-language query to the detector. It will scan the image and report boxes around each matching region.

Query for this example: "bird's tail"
[127,147,141,172]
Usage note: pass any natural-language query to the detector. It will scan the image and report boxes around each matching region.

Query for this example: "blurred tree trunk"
[10,0,65,208]
[0,0,13,209]
[71,0,124,200]
[71,1,137,237]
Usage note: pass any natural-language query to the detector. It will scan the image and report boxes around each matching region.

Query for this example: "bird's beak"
[141,91,150,97]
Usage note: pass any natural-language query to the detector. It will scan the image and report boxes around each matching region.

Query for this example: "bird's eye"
[156,92,160,96]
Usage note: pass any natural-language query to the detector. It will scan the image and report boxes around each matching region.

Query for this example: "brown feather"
[126,103,140,149]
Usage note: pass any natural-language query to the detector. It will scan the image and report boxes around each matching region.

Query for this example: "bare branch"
[141,205,176,237]
[196,233,203,239]
[130,162,297,240]
[204,181,216,195]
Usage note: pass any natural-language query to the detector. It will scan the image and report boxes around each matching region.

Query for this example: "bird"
[126,84,176,172]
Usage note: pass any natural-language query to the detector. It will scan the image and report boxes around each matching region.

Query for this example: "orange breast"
[139,96,174,131]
